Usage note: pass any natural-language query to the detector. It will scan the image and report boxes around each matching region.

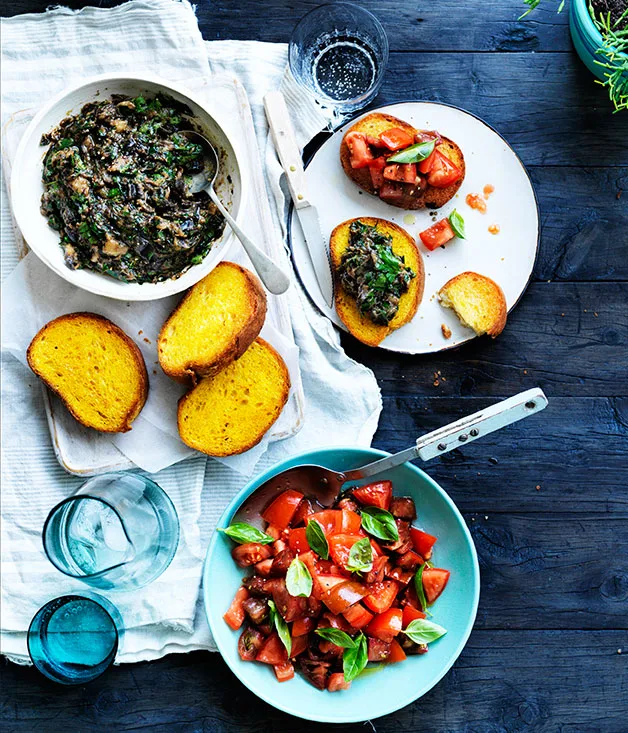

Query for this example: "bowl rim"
[203,445,480,723]
[10,72,248,301]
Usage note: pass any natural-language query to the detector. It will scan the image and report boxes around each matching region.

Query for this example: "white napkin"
[1,0,382,664]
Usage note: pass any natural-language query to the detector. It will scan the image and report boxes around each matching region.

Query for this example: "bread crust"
[177,337,290,456]
[330,217,424,347]
[340,112,465,210]
[439,271,507,338]
[158,262,267,385]
[27,312,148,433]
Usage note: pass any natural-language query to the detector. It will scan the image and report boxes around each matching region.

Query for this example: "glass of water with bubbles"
[289,2,389,116]
[43,472,179,591]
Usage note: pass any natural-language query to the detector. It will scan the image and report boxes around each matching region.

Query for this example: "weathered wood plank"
[2,0,573,52]
[343,282,628,398]
[3,632,626,731]
[373,396,628,513]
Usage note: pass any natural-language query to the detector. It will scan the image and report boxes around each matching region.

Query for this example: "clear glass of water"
[289,2,389,115]
[28,593,123,685]
[43,472,179,591]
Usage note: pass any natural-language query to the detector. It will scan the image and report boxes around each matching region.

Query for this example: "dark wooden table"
[3,1,628,730]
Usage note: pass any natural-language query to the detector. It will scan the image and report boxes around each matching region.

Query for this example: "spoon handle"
[344,388,548,481]
[208,189,291,295]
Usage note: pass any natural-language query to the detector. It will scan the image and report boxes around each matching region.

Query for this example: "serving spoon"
[234,388,548,526]
[181,130,291,295]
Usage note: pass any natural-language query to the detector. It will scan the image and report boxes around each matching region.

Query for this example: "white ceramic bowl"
[10,74,247,301]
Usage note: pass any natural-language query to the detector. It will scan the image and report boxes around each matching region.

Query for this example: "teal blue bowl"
[570,0,628,82]
[203,447,480,723]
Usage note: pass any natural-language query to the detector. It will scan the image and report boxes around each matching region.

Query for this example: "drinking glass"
[28,593,123,685]
[289,2,389,114]
[43,472,179,591]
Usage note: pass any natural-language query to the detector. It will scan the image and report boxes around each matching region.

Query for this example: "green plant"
[519,2,628,112]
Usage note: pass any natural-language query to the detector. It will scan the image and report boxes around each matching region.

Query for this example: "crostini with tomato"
[340,112,465,210]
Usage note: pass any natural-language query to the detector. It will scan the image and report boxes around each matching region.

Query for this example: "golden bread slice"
[339,112,465,210]
[158,262,267,384]
[27,312,148,432]
[330,217,424,347]
[438,272,507,338]
[177,337,290,456]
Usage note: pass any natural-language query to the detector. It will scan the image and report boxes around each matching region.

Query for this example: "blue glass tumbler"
[28,594,123,685]
[43,472,179,591]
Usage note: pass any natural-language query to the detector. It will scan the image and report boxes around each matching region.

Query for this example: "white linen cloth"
[0,0,382,663]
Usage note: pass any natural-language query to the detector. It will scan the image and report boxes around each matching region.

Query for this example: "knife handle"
[264,91,310,210]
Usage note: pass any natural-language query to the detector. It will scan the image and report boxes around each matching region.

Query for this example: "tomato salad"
[221,481,451,691]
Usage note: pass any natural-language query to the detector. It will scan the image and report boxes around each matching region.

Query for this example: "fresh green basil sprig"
[345,537,373,573]
[387,140,435,164]
[306,519,329,559]
[315,628,356,648]
[448,209,466,239]
[268,599,291,655]
[218,522,274,545]
[403,618,447,644]
[360,507,399,542]
[286,557,313,597]
[342,632,369,682]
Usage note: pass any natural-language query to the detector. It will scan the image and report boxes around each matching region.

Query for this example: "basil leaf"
[387,140,435,164]
[315,628,356,648]
[268,599,292,655]
[345,537,373,573]
[286,557,313,598]
[306,519,329,560]
[343,632,368,682]
[403,618,447,644]
[218,522,274,545]
[360,507,399,542]
[448,209,466,239]
[414,564,432,616]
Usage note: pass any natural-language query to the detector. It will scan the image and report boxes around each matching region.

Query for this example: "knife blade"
[263,91,334,308]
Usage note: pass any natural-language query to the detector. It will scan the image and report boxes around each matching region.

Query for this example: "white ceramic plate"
[288,101,539,353]
[10,74,247,301]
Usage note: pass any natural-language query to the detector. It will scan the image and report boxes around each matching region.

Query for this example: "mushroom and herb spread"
[40,93,225,283]
[337,220,416,325]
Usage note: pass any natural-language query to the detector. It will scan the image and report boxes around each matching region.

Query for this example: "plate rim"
[287,99,541,354]
[203,445,481,723]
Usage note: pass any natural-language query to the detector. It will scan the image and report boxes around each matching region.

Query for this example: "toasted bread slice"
[27,313,148,433]
[340,112,465,210]
[330,217,424,347]
[438,272,507,338]
[177,338,290,456]
[158,262,267,384]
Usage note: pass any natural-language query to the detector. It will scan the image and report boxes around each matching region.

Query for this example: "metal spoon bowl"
[180,130,291,295]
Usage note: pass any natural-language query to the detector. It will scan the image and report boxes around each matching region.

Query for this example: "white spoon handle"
[208,188,290,295]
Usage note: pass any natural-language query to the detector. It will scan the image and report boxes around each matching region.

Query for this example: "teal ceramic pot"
[204,446,480,723]
[570,0,627,81]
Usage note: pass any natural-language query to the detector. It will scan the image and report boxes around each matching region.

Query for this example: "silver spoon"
[234,388,548,526]
[181,130,291,295]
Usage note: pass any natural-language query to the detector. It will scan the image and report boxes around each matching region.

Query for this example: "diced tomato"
[352,481,392,511]
[402,605,426,627]
[388,639,407,663]
[322,580,369,615]
[345,131,374,169]
[388,567,414,585]
[231,543,272,568]
[272,539,287,556]
[367,636,391,661]
[378,180,406,204]
[397,550,423,570]
[254,557,274,576]
[273,661,295,682]
[264,524,281,540]
[292,616,315,637]
[319,639,344,656]
[380,127,415,151]
[363,580,399,614]
[383,163,417,184]
[256,632,288,665]
[369,165,385,189]
[365,554,388,584]
[422,567,451,604]
[291,498,315,527]
[419,219,455,251]
[340,509,362,534]
[426,150,462,188]
[415,130,443,145]
[366,134,383,147]
[238,627,265,661]
[343,602,374,629]
[365,608,403,642]
[290,634,308,658]
[370,539,385,557]
[299,550,320,578]
[223,586,249,630]
[309,510,343,536]
[261,490,304,531]
[327,672,351,691]
[319,611,354,633]
[272,578,308,622]
[417,147,437,174]
[314,573,346,602]
[288,527,309,555]
[410,528,438,559]
[328,534,364,567]
[402,583,421,610]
